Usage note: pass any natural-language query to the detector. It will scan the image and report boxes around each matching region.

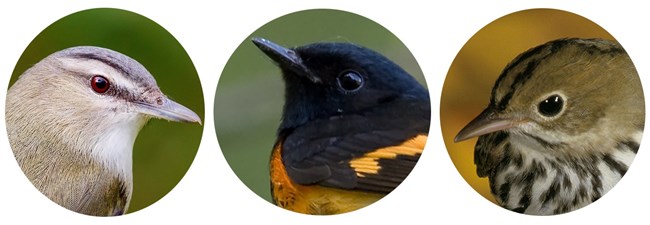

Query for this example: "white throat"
[89,113,148,191]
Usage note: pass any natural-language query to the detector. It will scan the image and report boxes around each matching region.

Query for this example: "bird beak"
[454,108,516,142]
[134,98,202,125]
[251,37,320,83]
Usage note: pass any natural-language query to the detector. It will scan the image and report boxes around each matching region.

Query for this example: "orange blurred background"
[440,8,616,203]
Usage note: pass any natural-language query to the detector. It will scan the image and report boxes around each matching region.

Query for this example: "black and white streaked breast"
[481,130,640,215]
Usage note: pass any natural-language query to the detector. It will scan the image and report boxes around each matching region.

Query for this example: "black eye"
[538,94,564,117]
[91,75,110,93]
[337,71,364,92]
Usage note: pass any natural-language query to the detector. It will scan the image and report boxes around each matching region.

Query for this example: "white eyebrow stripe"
[57,57,142,95]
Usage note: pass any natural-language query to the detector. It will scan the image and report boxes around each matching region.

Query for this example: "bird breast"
[490,129,639,215]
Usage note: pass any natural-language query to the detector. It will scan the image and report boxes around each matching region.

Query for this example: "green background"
[214,9,428,203]
[8,8,204,213]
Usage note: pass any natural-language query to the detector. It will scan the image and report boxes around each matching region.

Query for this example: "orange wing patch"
[350,135,427,176]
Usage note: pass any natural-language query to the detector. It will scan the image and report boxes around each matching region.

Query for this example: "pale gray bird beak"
[251,37,320,83]
[454,108,516,142]
[134,98,202,125]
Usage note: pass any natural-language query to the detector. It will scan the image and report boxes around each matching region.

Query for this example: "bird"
[5,46,202,216]
[251,37,430,215]
[454,38,643,215]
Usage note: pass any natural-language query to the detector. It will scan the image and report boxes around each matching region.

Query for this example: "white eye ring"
[534,91,567,119]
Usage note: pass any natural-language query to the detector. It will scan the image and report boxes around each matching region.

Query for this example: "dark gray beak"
[251,37,320,83]
[134,97,202,125]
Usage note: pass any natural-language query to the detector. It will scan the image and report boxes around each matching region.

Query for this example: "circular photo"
[215,9,430,215]
[5,8,204,216]
[441,8,643,215]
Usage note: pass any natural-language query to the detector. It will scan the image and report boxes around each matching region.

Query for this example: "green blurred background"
[8,8,204,213]
[215,9,427,203]
[441,9,616,204]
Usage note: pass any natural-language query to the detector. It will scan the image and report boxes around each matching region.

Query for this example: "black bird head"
[252,38,429,131]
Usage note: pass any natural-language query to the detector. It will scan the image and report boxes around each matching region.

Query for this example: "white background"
[1,0,648,224]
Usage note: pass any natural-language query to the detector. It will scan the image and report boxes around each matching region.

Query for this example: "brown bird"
[6,46,201,216]
[455,38,643,215]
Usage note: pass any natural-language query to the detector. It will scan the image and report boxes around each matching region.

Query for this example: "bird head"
[455,38,643,153]
[252,38,428,131]
[6,46,201,178]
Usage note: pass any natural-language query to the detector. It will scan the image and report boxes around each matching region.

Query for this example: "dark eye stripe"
[66,51,156,88]
[70,53,131,77]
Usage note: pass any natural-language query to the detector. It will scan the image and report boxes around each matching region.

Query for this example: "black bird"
[252,38,430,215]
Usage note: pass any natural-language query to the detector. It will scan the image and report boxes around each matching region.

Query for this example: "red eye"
[91,75,110,93]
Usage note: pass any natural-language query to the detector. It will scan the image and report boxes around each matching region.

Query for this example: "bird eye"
[538,94,564,117]
[337,71,364,92]
[91,75,110,93]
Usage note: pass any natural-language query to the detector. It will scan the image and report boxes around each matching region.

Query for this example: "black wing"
[281,101,429,193]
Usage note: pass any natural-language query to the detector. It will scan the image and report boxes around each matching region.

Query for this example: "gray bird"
[455,38,643,215]
[5,46,201,216]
